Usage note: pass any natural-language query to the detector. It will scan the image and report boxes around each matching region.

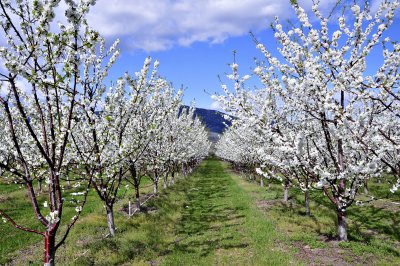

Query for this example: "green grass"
[244,172,400,265]
[158,158,291,266]
[1,158,399,265]
[0,176,155,265]
[0,186,46,262]
[1,158,293,265]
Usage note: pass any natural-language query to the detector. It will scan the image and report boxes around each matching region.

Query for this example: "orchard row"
[214,1,400,242]
[0,1,210,265]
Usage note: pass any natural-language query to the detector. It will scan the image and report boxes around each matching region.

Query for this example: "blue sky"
[107,34,265,109]
[3,0,396,110]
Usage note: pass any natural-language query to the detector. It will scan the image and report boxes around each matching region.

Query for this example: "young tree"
[142,86,184,194]
[123,59,174,213]
[71,57,171,237]
[0,0,103,264]
[358,26,400,194]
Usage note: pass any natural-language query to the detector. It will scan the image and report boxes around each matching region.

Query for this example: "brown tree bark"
[44,228,56,266]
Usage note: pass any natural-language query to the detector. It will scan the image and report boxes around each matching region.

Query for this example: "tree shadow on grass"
[172,237,249,257]
[166,160,250,257]
[273,187,400,260]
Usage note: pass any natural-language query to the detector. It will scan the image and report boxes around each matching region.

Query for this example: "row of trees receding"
[0,1,210,265]
[214,0,400,242]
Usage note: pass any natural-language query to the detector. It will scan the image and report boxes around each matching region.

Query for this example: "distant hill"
[180,106,232,135]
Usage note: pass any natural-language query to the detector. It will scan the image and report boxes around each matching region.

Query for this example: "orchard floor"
[1,158,399,265]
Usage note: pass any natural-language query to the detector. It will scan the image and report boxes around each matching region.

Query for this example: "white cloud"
[210,100,224,111]
[0,0,356,53]
[86,0,292,52]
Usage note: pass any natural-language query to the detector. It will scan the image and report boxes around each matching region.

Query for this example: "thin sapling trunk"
[305,190,310,216]
[337,208,348,241]
[283,179,290,203]
[106,205,116,237]
[163,172,168,189]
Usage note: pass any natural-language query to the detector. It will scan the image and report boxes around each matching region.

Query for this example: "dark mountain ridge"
[180,106,232,135]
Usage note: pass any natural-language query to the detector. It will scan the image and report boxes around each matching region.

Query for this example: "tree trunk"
[134,183,141,211]
[106,205,116,237]
[170,172,175,185]
[305,190,310,216]
[128,198,132,217]
[44,230,56,266]
[260,176,264,187]
[337,208,348,241]
[66,177,71,189]
[283,180,289,203]
[336,90,347,242]
[182,163,186,176]
[38,180,43,194]
[364,176,368,195]
[135,196,140,210]
[163,173,168,189]
[154,181,158,195]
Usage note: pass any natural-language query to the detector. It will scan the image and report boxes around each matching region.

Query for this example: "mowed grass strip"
[2,158,293,265]
[161,158,291,266]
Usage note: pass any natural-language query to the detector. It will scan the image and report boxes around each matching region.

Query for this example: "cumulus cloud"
[210,100,224,111]
[0,0,370,53]
[86,0,291,52]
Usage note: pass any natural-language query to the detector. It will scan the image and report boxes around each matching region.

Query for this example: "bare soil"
[255,199,282,210]
[291,239,373,266]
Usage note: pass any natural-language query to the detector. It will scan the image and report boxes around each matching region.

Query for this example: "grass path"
[159,158,291,265]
